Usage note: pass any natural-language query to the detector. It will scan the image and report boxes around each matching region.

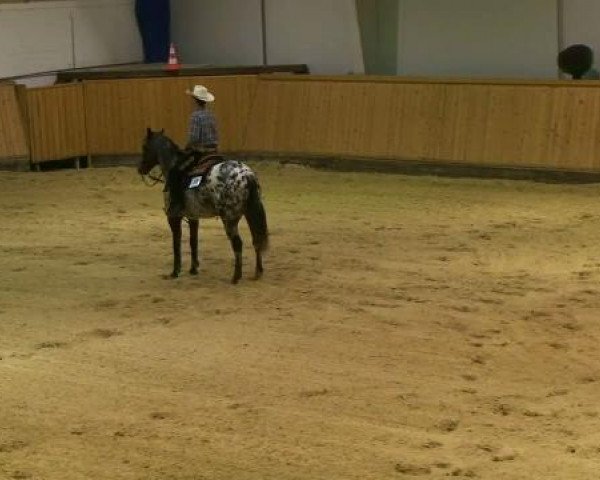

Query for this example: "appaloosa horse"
[138,129,269,284]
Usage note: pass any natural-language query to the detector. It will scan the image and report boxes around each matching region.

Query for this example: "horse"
[138,128,269,284]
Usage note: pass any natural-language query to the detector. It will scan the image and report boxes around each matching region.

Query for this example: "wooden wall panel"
[26,83,86,163]
[12,73,600,173]
[245,75,600,172]
[84,75,258,155]
[0,83,28,160]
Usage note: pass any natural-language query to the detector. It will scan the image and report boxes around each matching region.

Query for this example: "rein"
[140,169,164,187]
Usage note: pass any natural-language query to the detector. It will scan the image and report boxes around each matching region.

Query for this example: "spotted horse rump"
[180,160,256,220]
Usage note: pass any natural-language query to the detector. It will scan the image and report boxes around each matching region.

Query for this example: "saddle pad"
[188,176,203,189]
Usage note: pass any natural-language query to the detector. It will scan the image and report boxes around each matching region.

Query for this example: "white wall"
[169,0,364,74]
[5,1,600,82]
[72,1,142,68]
[171,0,563,78]
[171,0,263,66]
[563,0,600,68]
[265,0,364,74]
[397,0,558,78]
[0,0,142,79]
[10,1,596,82]
[0,3,72,78]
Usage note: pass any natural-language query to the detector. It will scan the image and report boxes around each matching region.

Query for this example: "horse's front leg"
[168,216,183,278]
[189,219,199,275]
[223,218,243,284]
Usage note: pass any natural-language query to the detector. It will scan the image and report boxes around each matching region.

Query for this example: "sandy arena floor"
[1,163,600,479]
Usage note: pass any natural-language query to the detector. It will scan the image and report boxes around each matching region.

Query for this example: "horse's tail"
[245,176,269,252]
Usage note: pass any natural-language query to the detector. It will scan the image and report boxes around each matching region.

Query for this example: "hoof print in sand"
[11,472,32,480]
[0,440,28,453]
[437,418,460,433]
[149,412,171,420]
[299,388,330,398]
[395,462,431,475]
[35,341,67,350]
[89,328,122,339]
[492,448,518,462]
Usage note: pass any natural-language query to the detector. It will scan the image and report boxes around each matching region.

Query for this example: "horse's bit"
[140,168,164,187]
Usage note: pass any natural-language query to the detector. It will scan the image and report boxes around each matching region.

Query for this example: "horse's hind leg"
[253,246,263,280]
[243,181,268,280]
[244,214,264,280]
[168,216,182,278]
[189,219,199,275]
[223,218,243,284]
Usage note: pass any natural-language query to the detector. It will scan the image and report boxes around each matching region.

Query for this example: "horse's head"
[138,128,162,175]
[139,128,181,176]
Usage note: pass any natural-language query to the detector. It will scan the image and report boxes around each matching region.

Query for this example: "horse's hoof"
[231,276,241,285]
[169,271,180,279]
[252,272,263,281]
[190,268,199,276]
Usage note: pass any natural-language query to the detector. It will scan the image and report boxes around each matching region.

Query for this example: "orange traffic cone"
[166,42,181,71]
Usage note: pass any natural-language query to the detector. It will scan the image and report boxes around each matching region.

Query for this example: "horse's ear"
[146,127,152,138]
[160,128,165,135]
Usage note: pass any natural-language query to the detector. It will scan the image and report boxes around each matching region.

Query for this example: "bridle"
[140,168,164,187]
[139,137,177,187]
[139,147,164,187]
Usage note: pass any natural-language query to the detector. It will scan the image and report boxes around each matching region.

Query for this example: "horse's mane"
[152,134,181,154]
[165,136,181,153]
[150,133,185,164]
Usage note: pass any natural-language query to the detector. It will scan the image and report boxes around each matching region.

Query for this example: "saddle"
[174,150,225,189]
[187,153,224,178]
[165,151,224,210]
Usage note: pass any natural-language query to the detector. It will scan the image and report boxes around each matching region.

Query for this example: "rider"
[186,84,219,156]
[165,85,220,215]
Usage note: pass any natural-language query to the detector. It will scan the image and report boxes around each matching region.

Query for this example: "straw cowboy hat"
[186,84,215,102]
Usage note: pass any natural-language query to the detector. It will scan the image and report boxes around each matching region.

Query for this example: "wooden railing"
[84,75,258,155]
[3,74,600,174]
[26,84,87,164]
[0,83,29,167]
[244,75,600,172]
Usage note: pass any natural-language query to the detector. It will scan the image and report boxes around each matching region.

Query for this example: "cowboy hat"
[186,84,215,102]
